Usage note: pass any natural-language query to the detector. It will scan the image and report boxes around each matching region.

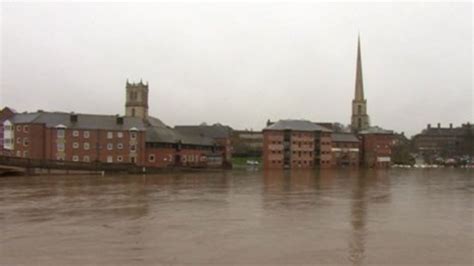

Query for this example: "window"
[23,126,29,133]
[107,132,113,139]
[131,108,136,117]
[23,151,28,158]
[107,156,113,163]
[130,144,136,152]
[358,105,362,114]
[73,130,79,137]
[16,151,21,157]
[130,156,136,164]
[16,137,21,144]
[84,142,90,150]
[107,143,113,150]
[23,138,29,147]
[130,132,137,139]
[73,142,79,149]
[56,155,65,161]
[117,143,123,150]
[83,131,90,138]
[83,156,90,162]
[16,125,21,132]
[57,143,65,151]
[57,129,65,138]
[149,154,155,162]
[72,155,79,162]
[117,156,123,162]
[117,132,123,138]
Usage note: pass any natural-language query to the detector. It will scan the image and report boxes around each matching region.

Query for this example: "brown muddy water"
[1,169,473,265]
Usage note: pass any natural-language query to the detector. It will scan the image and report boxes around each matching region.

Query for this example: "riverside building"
[262,120,332,169]
[1,80,228,169]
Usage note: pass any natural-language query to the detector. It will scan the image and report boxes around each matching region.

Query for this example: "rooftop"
[359,126,394,135]
[7,111,217,147]
[264,119,332,132]
[332,133,359,143]
[175,124,233,139]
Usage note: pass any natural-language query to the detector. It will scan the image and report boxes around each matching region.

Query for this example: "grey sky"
[1,2,472,136]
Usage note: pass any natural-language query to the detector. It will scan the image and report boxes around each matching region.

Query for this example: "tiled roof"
[264,119,332,132]
[175,124,233,139]
[10,112,147,131]
[8,111,216,146]
[359,126,393,135]
[332,133,359,143]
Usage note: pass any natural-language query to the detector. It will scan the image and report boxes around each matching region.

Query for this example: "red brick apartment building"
[263,120,332,169]
[359,127,394,168]
[0,80,228,169]
[331,133,360,168]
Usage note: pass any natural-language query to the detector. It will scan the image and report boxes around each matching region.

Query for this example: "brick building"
[1,80,227,169]
[359,127,394,168]
[412,123,473,157]
[175,124,233,168]
[262,120,332,169]
[2,112,147,164]
[331,133,360,167]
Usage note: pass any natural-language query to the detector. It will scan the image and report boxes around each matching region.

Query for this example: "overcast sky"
[1,2,472,136]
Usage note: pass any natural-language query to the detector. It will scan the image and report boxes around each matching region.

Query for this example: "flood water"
[1,169,473,265]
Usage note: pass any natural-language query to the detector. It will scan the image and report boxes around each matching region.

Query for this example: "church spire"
[354,34,364,101]
[350,34,370,132]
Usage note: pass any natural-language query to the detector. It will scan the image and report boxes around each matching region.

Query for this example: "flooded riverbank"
[1,169,472,265]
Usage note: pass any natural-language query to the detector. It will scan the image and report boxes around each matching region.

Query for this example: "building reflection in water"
[348,170,391,266]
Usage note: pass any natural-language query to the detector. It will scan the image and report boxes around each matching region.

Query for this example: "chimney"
[116,116,124,125]
[427,124,431,129]
[70,114,78,123]
[449,123,453,129]
[437,123,441,128]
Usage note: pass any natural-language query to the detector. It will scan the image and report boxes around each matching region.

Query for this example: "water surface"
[1,169,473,265]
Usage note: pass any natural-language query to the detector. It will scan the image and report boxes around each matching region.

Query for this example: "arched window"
[358,118,362,128]
[358,105,362,114]
[131,108,135,117]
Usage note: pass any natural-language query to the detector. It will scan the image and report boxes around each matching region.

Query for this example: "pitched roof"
[8,111,217,147]
[264,119,332,132]
[145,117,215,146]
[332,133,359,143]
[359,126,393,135]
[10,112,147,131]
[175,124,233,139]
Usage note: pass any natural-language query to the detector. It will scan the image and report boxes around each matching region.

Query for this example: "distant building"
[412,123,473,157]
[231,130,263,157]
[359,127,394,168]
[331,133,360,168]
[351,36,370,132]
[262,120,332,169]
[175,124,233,167]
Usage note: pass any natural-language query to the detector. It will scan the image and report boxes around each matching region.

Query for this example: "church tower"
[351,36,370,132]
[125,79,149,119]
